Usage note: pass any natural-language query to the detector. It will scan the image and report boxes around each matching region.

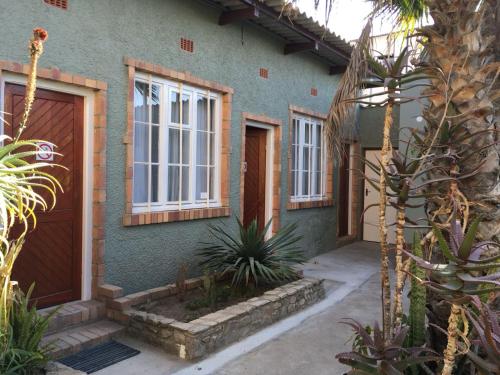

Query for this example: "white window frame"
[132,73,222,213]
[290,114,326,202]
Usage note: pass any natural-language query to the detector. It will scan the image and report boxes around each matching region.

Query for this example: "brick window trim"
[0,60,107,298]
[287,104,334,211]
[240,112,282,234]
[123,57,233,226]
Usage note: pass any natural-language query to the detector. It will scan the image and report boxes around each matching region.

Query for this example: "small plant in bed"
[198,218,305,287]
[141,219,305,323]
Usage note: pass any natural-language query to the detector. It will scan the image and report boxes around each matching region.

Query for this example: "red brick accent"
[240,112,282,234]
[123,58,232,226]
[287,105,334,210]
[259,68,269,79]
[0,61,108,299]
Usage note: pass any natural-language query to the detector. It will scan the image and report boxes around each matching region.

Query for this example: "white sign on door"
[36,142,54,161]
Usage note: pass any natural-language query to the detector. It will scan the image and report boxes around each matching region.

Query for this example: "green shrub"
[0,285,56,374]
[197,218,305,287]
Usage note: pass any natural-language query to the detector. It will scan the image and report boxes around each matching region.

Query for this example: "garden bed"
[107,275,325,360]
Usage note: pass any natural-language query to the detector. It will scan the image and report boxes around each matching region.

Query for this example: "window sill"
[123,206,231,226]
[287,199,334,210]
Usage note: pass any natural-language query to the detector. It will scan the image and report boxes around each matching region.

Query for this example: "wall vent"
[180,38,194,53]
[259,68,269,79]
[310,87,318,96]
[44,0,68,9]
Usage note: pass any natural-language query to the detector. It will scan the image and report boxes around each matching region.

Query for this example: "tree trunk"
[379,98,394,341]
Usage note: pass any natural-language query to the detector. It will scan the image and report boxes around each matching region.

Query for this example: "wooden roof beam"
[284,41,319,55]
[219,7,260,25]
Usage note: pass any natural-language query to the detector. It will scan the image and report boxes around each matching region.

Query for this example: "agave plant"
[197,218,304,287]
[336,319,439,374]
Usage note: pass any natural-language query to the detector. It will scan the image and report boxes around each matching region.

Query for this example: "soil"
[138,280,282,323]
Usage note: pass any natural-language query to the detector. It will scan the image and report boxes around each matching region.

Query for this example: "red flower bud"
[33,28,48,42]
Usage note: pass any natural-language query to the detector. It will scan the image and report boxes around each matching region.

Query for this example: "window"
[290,115,325,201]
[133,74,221,212]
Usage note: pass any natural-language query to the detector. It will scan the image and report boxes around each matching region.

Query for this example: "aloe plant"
[464,297,500,374]
[197,218,304,287]
[336,319,439,374]
[404,218,499,374]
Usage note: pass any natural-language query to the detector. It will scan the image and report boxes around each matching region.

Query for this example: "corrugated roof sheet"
[201,0,353,67]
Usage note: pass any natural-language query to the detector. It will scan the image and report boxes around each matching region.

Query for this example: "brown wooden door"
[5,84,84,308]
[243,127,267,232]
[338,144,350,237]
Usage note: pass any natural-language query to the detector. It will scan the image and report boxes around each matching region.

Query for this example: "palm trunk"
[441,304,461,375]
[379,98,394,341]
[422,0,499,240]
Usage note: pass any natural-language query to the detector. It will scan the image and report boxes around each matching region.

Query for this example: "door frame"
[243,123,274,233]
[0,72,96,301]
[240,113,282,237]
[361,147,398,243]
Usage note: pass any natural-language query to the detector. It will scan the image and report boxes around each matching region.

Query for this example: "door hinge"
[243,161,248,173]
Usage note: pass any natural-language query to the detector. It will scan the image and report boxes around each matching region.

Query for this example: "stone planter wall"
[106,276,325,360]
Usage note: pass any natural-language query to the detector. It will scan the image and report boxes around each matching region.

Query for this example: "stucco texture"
[0,0,342,294]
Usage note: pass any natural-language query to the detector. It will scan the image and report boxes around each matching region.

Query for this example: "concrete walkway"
[95,241,381,375]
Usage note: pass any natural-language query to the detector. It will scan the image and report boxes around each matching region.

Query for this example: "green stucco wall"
[0,0,343,294]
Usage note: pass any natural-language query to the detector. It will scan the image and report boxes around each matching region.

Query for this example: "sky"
[295,0,395,41]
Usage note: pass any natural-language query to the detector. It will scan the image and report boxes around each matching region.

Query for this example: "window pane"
[167,166,179,202]
[210,99,216,131]
[171,92,180,123]
[196,166,207,200]
[151,165,159,202]
[292,144,297,172]
[209,166,215,199]
[292,119,297,145]
[133,163,148,203]
[303,147,310,172]
[315,124,321,147]
[314,171,321,195]
[197,132,208,165]
[197,96,208,131]
[151,125,159,163]
[168,128,180,164]
[182,166,189,201]
[182,130,190,164]
[134,81,149,123]
[304,122,310,143]
[152,84,160,124]
[134,123,149,163]
[302,171,309,195]
[291,170,296,196]
[182,94,190,125]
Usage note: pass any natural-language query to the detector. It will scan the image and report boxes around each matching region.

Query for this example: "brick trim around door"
[240,112,282,234]
[0,61,107,299]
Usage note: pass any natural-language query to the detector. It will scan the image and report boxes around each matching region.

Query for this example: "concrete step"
[40,300,106,335]
[42,320,125,359]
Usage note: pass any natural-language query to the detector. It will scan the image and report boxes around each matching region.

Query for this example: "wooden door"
[338,144,350,237]
[243,127,267,232]
[363,149,396,243]
[5,84,84,308]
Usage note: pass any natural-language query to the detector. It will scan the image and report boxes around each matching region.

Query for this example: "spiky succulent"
[464,296,500,373]
[404,219,500,302]
[197,218,304,287]
[336,319,439,374]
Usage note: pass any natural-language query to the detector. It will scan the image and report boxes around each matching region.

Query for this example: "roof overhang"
[199,0,352,73]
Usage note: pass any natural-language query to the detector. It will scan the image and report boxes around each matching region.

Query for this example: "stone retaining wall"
[106,277,324,360]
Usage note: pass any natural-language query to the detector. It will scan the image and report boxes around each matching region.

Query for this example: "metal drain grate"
[59,340,140,373]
